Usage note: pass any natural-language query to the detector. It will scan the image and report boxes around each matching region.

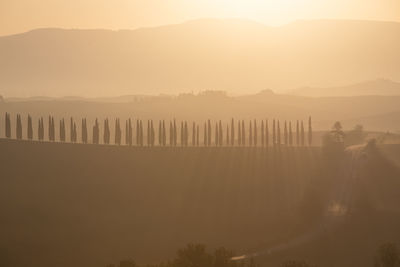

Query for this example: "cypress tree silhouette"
[238,120,241,146]
[27,115,33,140]
[162,120,166,146]
[196,125,199,146]
[284,121,288,146]
[61,119,66,142]
[241,120,245,146]
[249,120,253,146]
[277,120,281,146]
[70,118,74,143]
[158,121,163,146]
[73,122,77,143]
[180,121,183,147]
[38,118,43,141]
[139,120,143,146]
[128,119,133,146]
[147,120,151,146]
[125,120,129,145]
[152,120,155,146]
[207,120,211,146]
[296,120,300,146]
[289,121,293,146]
[308,116,313,146]
[226,124,229,146]
[218,120,223,146]
[82,118,88,144]
[173,120,177,147]
[301,120,305,146]
[51,117,55,141]
[169,121,173,146]
[137,120,141,146]
[254,119,258,147]
[203,122,207,146]
[230,118,234,147]
[272,119,276,147]
[215,122,219,146]
[16,114,22,140]
[261,120,265,147]
[266,119,269,147]
[5,113,11,138]
[184,121,188,146]
[116,119,122,145]
[48,116,52,141]
[104,119,110,144]
[93,119,99,144]
[192,122,196,146]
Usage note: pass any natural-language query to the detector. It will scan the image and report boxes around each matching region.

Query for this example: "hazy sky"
[1,0,399,36]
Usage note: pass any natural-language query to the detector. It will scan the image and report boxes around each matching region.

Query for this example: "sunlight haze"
[1,0,399,35]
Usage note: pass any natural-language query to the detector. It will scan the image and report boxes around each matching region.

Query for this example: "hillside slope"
[1,19,400,96]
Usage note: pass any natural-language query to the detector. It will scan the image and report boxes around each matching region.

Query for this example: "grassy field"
[0,140,399,267]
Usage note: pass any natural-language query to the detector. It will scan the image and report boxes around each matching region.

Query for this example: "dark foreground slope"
[0,140,321,267]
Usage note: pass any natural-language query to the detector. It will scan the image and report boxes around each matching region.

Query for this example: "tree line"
[3,113,313,147]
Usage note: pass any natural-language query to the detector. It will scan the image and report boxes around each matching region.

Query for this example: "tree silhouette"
[70,118,74,143]
[277,120,281,146]
[207,120,211,146]
[16,114,22,140]
[128,119,133,146]
[184,121,188,146]
[162,120,166,146]
[38,117,44,141]
[73,122,77,143]
[104,119,110,144]
[27,115,33,140]
[218,120,223,146]
[296,120,300,146]
[272,119,276,147]
[284,121,288,146]
[331,121,345,142]
[261,120,265,147]
[173,119,177,147]
[180,121,184,147]
[192,122,196,146]
[301,120,305,146]
[266,119,269,147]
[5,113,11,138]
[93,119,100,144]
[308,116,313,146]
[60,119,65,142]
[196,125,199,146]
[203,122,207,146]
[226,124,229,146]
[159,121,163,146]
[82,118,88,144]
[254,119,258,147]
[289,121,293,146]
[238,120,242,146]
[215,122,219,146]
[230,118,235,147]
[249,120,253,146]
[241,120,245,146]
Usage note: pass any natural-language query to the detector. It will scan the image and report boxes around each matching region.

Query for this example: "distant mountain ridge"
[290,79,400,97]
[0,19,400,97]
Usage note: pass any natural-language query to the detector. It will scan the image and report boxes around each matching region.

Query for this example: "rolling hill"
[0,19,400,97]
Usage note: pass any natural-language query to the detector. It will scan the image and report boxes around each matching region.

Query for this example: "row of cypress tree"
[3,113,313,147]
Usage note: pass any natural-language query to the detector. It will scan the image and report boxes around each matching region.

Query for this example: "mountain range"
[1,19,400,97]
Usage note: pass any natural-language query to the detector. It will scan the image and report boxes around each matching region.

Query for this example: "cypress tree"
[159,121,162,146]
[41,117,44,141]
[215,122,219,146]
[48,116,52,141]
[51,117,55,141]
[152,120,155,146]
[226,124,229,146]
[249,120,253,146]
[196,125,199,146]
[218,120,223,146]
[261,120,265,147]
[82,118,88,144]
[301,120,305,146]
[129,119,133,146]
[125,120,129,145]
[70,118,74,143]
[27,115,33,140]
[184,121,188,146]
[162,120,166,146]
[173,120,177,146]
[104,119,110,145]
[238,120,241,146]
[284,121,288,146]
[207,120,211,146]
[277,120,281,146]
[254,120,258,147]
[266,119,269,147]
[73,122,77,143]
[192,122,196,146]
[241,120,245,146]
[289,121,293,146]
[296,120,300,146]
[203,122,207,146]
[169,121,173,146]
[92,119,99,144]
[230,118,234,147]
[308,116,312,146]
[16,114,22,140]
[140,120,143,146]
[272,119,276,147]
[5,113,10,138]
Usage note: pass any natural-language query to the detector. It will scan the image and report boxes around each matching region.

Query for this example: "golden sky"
[1,0,399,36]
